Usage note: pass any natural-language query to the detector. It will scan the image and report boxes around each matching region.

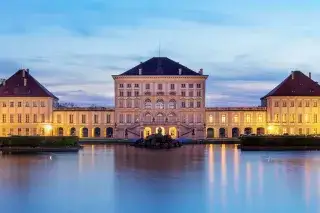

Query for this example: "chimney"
[22,69,25,77]
[199,68,203,75]
[309,72,311,79]
[291,71,294,80]
[24,78,27,86]
[139,68,142,75]
[179,68,182,75]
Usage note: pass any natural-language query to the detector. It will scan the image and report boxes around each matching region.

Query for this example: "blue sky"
[1,0,320,106]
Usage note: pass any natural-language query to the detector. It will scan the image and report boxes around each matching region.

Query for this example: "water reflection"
[0,145,319,213]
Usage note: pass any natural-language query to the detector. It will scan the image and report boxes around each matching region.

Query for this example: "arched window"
[144,112,152,123]
[156,99,164,109]
[144,99,152,109]
[168,99,176,109]
[168,112,177,122]
[156,113,165,123]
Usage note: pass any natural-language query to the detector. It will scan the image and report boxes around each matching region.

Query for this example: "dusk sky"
[1,0,320,106]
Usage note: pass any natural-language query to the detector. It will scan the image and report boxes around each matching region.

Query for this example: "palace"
[1,57,320,139]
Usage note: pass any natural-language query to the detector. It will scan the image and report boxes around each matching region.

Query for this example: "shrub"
[0,136,79,147]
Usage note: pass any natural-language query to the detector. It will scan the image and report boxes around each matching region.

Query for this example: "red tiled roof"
[261,71,320,99]
[0,69,58,99]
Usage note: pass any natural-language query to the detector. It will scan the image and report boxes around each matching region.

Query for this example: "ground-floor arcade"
[206,126,266,138]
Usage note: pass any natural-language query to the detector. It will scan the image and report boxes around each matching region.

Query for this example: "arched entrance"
[94,127,101,137]
[82,127,88,138]
[207,128,214,138]
[106,127,113,138]
[70,127,76,136]
[257,127,265,135]
[169,127,177,139]
[143,127,152,138]
[155,126,165,135]
[244,127,252,135]
[232,127,240,138]
[219,128,226,138]
[58,127,63,136]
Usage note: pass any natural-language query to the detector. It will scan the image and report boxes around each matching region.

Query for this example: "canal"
[0,145,319,213]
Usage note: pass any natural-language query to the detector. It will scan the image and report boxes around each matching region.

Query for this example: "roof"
[206,107,266,112]
[120,57,202,76]
[0,69,58,99]
[261,71,320,99]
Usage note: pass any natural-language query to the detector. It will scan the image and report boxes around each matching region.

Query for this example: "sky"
[1,0,320,106]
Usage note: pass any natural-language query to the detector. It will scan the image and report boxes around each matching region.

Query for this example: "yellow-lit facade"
[0,63,319,139]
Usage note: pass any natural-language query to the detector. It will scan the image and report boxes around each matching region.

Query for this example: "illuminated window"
[290,114,295,123]
[298,128,303,135]
[314,128,317,134]
[282,114,287,122]
[209,115,213,123]
[233,115,239,122]
[306,128,310,135]
[245,114,251,123]
[274,114,279,122]
[298,114,302,123]
[305,114,309,123]
[221,114,226,123]
[314,114,318,123]
[283,128,287,134]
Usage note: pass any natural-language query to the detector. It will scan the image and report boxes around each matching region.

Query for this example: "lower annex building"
[0,57,320,139]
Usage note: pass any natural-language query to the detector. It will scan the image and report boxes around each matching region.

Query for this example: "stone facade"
[0,58,319,139]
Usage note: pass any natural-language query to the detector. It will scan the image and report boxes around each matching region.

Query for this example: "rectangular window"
[196,83,201,88]
[134,91,139,97]
[158,84,162,90]
[33,114,37,123]
[40,101,45,107]
[189,101,194,108]
[119,84,124,88]
[10,114,14,123]
[18,102,22,107]
[119,100,124,108]
[9,128,13,135]
[181,91,186,97]
[134,99,140,108]
[41,114,45,123]
[119,114,124,123]
[314,114,318,123]
[26,128,29,136]
[25,102,29,107]
[2,102,6,107]
[2,114,6,123]
[189,91,193,97]
[170,84,175,90]
[127,100,132,108]
[314,128,317,134]
[127,84,131,88]
[126,114,132,123]
[2,128,6,136]
[181,102,186,108]
[32,128,37,136]
[290,114,295,123]
[146,84,150,89]
[94,114,98,124]
[234,115,239,122]
[10,102,14,107]
[282,114,287,122]
[221,114,226,123]
[18,114,22,123]
[18,128,21,136]
[106,114,111,123]
[57,114,61,123]
[274,114,279,122]
[134,84,139,88]
[69,114,74,123]
[298,101,302,107]
[245,114,251,123]
[274,101,279,107]
[314,101,318,107]
[25,114,30,123]
[181,84,186,88]
[119,91,124,97]
[282,101,287,107]
[258,114,263,122]
[298,114,302,123]
[197,101,201,108]
[189,84,193,88]
[290,101,294,107]
[197,91,201,97]
[40,128,44,136]
[127,91,131,97]
[306,101,310,107]
[81,115,86,123]
[33,101,37,107]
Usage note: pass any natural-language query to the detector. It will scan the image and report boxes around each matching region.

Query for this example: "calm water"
[1,145,320,213]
